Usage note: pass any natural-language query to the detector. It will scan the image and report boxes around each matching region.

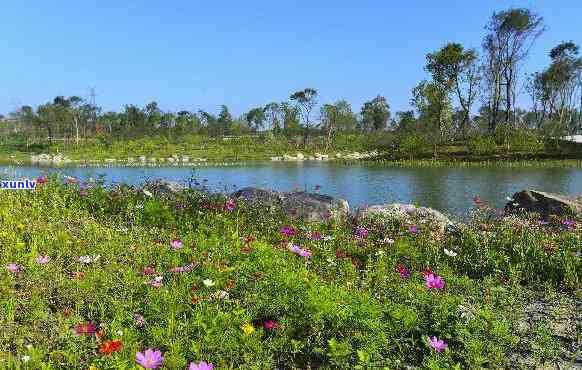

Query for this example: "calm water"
[1,163,581,218]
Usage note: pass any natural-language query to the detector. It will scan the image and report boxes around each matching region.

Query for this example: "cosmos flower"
[99,340,123,355]
[264,320,279,330]
[142,190,153,198]
[135,349,163,369]
[354,226,369,238]
[408,225,418,235]
[224,199,236,212]
[7,263,20,273]
[74,322,96,336]
[36,255,50,264]
[443,248,458,257]
[133,314,145,328]
[189,361,214,370]
[202,279,215,287]
[427,336,448,352]
[170,239,184,250]
[397,265,410,279]
[280,226,296,237]
[425,273,445,290]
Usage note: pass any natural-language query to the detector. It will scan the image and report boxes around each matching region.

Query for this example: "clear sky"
[1,1,581,117]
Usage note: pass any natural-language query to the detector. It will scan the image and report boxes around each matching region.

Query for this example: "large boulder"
[505,190,582,219]
[231,187,349,222]
[355,203,454,232]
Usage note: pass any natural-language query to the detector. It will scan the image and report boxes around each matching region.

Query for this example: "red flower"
[63,307,73,317]
[335,250,347,259]
[142,267,157,275]
[191,296,200,305]
[240,246,254,254]
[264,320,279,330]
[99,340,123,355]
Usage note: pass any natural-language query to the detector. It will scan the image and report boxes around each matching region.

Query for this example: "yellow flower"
[241,322,255,335]
[17,223,25,230]
[88,366,98,370]
[16,241,25,249]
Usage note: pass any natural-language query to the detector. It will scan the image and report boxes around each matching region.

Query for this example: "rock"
[139,156,146,162]
[355,203,453,232]
[505,190,582,219]
[182,156,190,163]
[271,156,282,161]
[231,187,349,222]
[127,157,135,163]
[105,158,116,163]
[149,157,157,163]
[296,152,305,160]
[147,180,186,195]
[167,157,175,163]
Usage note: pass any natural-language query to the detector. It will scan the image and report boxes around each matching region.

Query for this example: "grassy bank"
[0,176,580,368]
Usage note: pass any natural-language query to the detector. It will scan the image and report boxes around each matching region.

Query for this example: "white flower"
[154,275,163,282]
[202,278,215,287]
[213,290,229,300]
[375,250,385,256]
[25,344,33,350]
[136,204,144,209]
[506,196,514,201]
[93,254,101,262]
[143,189,153,197]
[78,255,92,264]
[382,237,395,245]
[322,236,333,241]
[116,330,123,336]
[21,355,30,362]
[444,248,458,257]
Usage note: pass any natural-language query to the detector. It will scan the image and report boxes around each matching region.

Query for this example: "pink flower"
[136,349,164,369]
[36,176,47,185]
[264,320,279,330]
[170,239,183,250]
[308,231,322,240]
[224,199,236,212]
[425,273,445,290]
[428,336,448,352]
[408,225,418,235]
[189,361,214,370]
[397,265,410,279]
[146,277,163,288]
[280,226,296,237]
[74,322,96,336]
[142,267,157,275]
[287,244,312,258]
[170,263,196,273]
[354,226,369,238]
[7,263,20,273]
[36,255,50,264]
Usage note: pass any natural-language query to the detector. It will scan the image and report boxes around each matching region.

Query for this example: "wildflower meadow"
[0,176,580,369]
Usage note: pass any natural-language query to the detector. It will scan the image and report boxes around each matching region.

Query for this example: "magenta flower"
[170,239,183,250]
[146,278,162,288]
[425,273,445,290]
[264,320,279,330]
[354,226,369,238]
[136,349,164,369]
[280,226,296,237]
[397,265,410,279]
[7,263,20,273]
[170,263,196,273]
[408,225,418,235]
[224,199,236,212]
[189,361,214,370]
[308,231,322,241]
[74,322,96,336]
[36,176,47,185]
[428,336,448,352]
[36,255,50,264]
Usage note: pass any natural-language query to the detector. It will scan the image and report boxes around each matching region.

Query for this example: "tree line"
[2,7,581,151]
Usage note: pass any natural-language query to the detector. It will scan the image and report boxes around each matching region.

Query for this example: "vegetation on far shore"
[1,7,581,167]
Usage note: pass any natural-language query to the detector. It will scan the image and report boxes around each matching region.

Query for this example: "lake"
[2,162,581,218]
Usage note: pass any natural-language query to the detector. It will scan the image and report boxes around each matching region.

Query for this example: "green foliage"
[398,134,426,158]
[468,135,497,155]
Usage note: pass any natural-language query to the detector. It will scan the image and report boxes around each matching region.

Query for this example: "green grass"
[0,176,580,368]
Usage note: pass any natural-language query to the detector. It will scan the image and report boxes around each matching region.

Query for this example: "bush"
[467,135,497,156]
[398,134,426,159]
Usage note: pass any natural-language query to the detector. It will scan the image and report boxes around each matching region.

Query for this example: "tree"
[217,105,233,137]
[290,88,318,145]
[245,108,266,132]
[280,102,301,136]
[360,95,390,132]
[482,8,544,132]
[320,100,357,149]
[426,43,480,137]
[263,102,281,134]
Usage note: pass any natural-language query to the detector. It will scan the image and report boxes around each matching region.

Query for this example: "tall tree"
[482,8,544,132]
[290,88,318,145]
[245,108,266,132]
[360,95,390,132]
[426,43,480,137]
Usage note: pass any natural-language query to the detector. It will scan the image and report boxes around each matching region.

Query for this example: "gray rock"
[231,187,349,222]
[355,203,453,232]
[505,190,582,219]
[147,180,186,195]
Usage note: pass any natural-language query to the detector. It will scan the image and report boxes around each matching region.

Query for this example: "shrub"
[467,135,497,156]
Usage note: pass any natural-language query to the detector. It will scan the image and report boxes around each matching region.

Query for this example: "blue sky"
[1,1,580,117]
